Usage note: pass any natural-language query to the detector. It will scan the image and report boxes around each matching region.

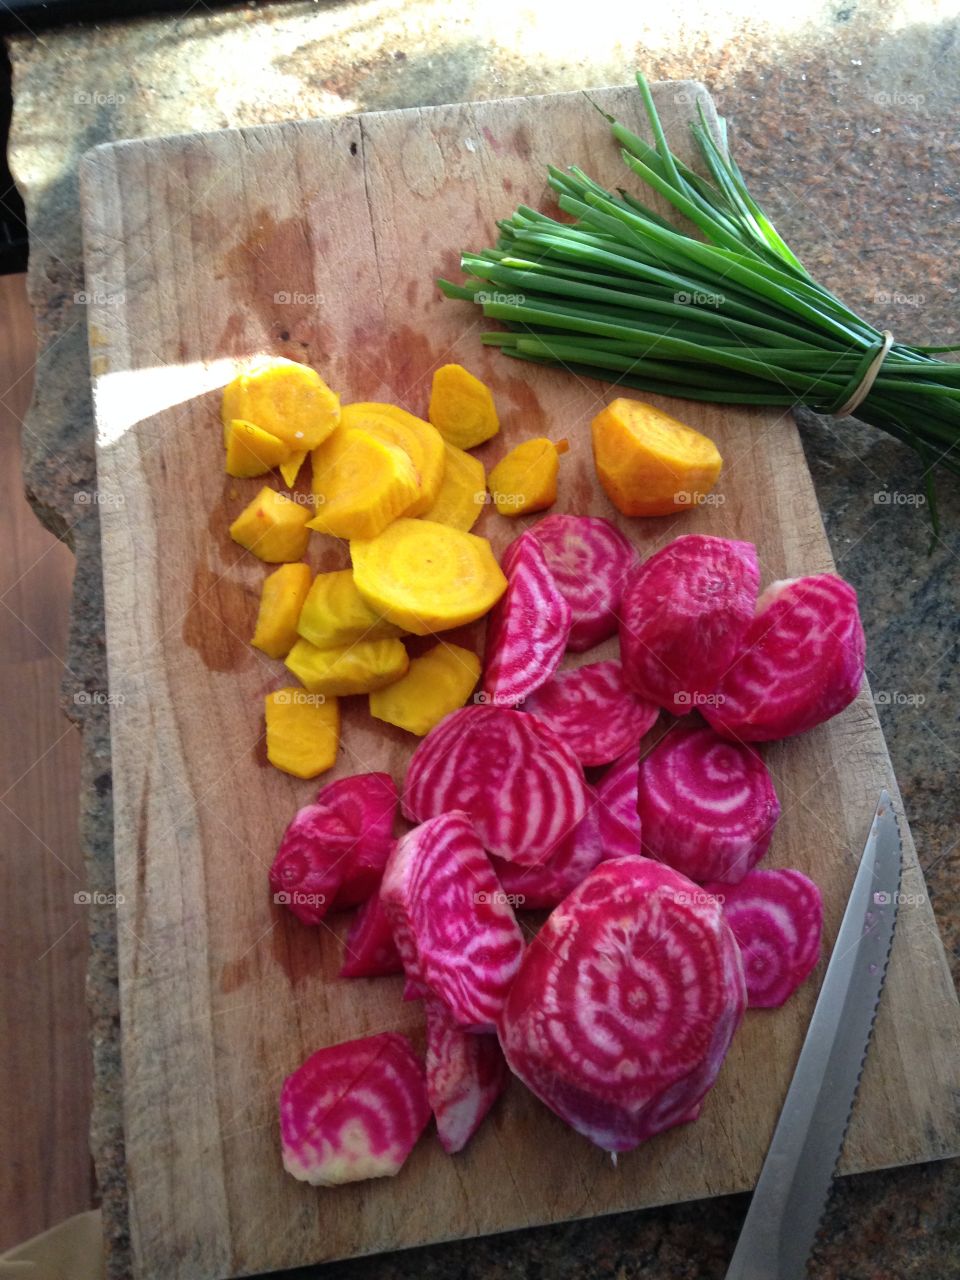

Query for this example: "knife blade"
[724,789,903,1280]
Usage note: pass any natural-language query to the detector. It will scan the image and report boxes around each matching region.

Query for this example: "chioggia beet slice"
[402,704,589,865]
[703,574,866,742]
[528,513,638,652]
[482,530,571,706]
[424,996,509,1153]
[339,892,403,979]
[279,1032,430,1185]
[619,535,760,712]
[594,749,642,859]
[497,856,747,1151]
[523,660,659,767]
[703,868,823,1008]
[380,811,525,1030]
[637,726,780,885]
[491,796,605,910]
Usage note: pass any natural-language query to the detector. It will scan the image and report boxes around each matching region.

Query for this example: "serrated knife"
[724,789,903,1280]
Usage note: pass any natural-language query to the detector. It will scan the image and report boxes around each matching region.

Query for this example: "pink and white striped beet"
[424,996,509,1154]
[402,705,589,865]
[339,892,403,979]
[280,1032,430,1185]
[619,535,760,712]
[490,794,604,910]
[528,513,638,651]
[594,749,642,859]
[637,726,780,885]
[497,856,747,1151]
[523,660,659,767]
[703,868,823,1007]
[482,530,571,706]
[703,574,866,742]
[380,811,524,1030]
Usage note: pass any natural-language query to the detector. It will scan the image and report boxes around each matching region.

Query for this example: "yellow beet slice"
[428,364,499,449]
[229,487,311,563]
[297,568,402,649]
[488,437,568,517]
[224,419,291,478]
[307,426,421,540]
[222,357,340,451]
[285,637,409,696]
[421,442,486,532]
[265,688,339,779]
[351,518,507,636]
[252,563,312,659]
[369,643,481,735]
[591,398,723,517]
[341,403,445,517]
[279,449,308,488]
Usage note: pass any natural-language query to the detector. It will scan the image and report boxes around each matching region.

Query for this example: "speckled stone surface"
[7,2,960,1276]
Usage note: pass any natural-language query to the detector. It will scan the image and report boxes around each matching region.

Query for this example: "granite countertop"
[7,2,960,1276]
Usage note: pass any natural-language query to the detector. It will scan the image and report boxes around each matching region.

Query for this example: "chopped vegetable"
[279,449,307,488]
[619,535,759,712]
[528,513,637,652]
[490,796,604,910]
[224,418,290,477]
[380,812,524,1030]
[594,749,642,859]
[342,403,446,517]
[703,868,823,1008]
[637,726,780,885]
[285,636,409,696]
[428,363,499,449]
[421,441,486,532]
[591,398,722,516]
[487,437,567,517]
[251,562,312,659]
[523,660,658,767]
[264,688,339,779]
[402,705,589,865]
[482,531,571,706]
[297,568,401,650]
[704,573,866,741]
[351,518,507,636]
[339,893,403,978]
[308,425,421,540]
[424,996,509,1153]
[229,486,312,563]
[222,356,340,452]
[280,1032,430,1185]
[369,643,481,736]
[497,856,746,1152]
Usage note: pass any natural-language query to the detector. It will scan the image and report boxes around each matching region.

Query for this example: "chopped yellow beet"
[224,419,291,478]
[285,636,409,696]
[488,437,566,517]
[341,403,445,517]
[252,562,312,659]
[221,357,340,451]
[369,643,481,735]
[279,449,308,488]
[265,688,339,779]
[351,518,507,636]
[229,487,311,563]
[421,442,486,532]
[428,364,499,449]
[307,426,421,540]
[591,398,723,517]
[297,568,401,649]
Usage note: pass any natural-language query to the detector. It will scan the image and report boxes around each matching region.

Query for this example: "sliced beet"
[380,811,525,1031]
[482,530,571,706]
[339,893,403,979]
[528,513,638,651]
[619,535,760,712]
[279,1031,430,1185]
[497,856,746,1152]
[703,574,866,741]
[594,749,642,859]
[402,704,589,866]
[424,996,509,1153]
[637,726,780,885]
[703,867,823,1008]
[523,660,659,767]
[490,795,604,910]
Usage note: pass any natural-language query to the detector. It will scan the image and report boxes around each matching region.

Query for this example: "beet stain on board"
[182,562,257,674]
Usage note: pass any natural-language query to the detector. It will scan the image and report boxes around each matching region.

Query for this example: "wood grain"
[79,84,960,1280]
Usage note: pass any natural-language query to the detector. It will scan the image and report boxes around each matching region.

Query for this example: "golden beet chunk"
[229,486,311,563]
[252,563,312,659]
[225,419,291,478]
[221,357,340,451]
[297,569,401,650]
[369,643,480,736]
[428,364,499,449]
[285,636,409,696]
[265,688,339,778]
[421,442,486,532]
[488,437,568,517]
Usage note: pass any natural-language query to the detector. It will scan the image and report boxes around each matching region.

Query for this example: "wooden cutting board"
[79,82,960,1280]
